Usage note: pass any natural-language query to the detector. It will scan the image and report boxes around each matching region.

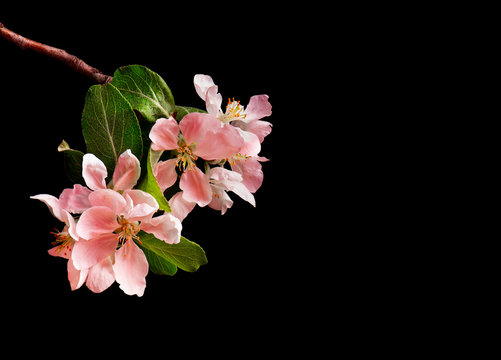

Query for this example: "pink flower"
[230,155,269,194]
[30,192,114,293]
[32,149,182,296]
[208,167,255,215]
[149,115,243,207]
[74,188,181,297]
[74,150,182,296]
[165,167,256,219]
[194,74,272,157]
[194,74,272,193]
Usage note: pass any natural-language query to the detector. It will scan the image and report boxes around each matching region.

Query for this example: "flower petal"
[76,206,118,240]
[66,212,79,241]
[149,117,179,151]
[169,192,196,222]
[234,127,261,157]
[209,167,255,206]
[141,213,182,244]
[205,85,222,116]
[208,188,233,215]
[68,259,88,291]
[245,94,272,121]
[89,189,128,215]
[113,150,141,191]
[195,124,244,160]
[72,233,119,270]
[153,159,178,192]
[194,74,216,100]
[113,240,148,297]
[231,157,264,193]
[58,185,92,214]
[242,120,273,143]
[82,153,108,190]
[179,112,221,145]
[85,257,115,293]
[179,167,212,207]
[123,189,159,222]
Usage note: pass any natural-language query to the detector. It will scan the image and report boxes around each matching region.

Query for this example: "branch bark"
[0,22,112,84]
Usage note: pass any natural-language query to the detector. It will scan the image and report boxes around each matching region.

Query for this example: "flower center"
[220,98,247,124]
[227,153,252,166]
[176,137,198,173]
[50,228,74,256]
[115,216,141,250]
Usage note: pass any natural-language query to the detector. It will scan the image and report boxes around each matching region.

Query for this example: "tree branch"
[0,21,112,84]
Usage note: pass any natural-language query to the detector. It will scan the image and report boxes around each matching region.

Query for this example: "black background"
[1,7,314,344]
[2,5,450,357]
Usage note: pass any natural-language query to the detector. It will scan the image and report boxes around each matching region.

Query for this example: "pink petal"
[205,85,222,116]
[179,112,221,145]
[127,203,158,222]
[123,189,159,222]
[113,240,148,297]
[89,189,128,215]
[227,181,255,207]
[66,213,79,241]
[149,117,179,151]
[124,189,159,209]
[179,167,212,207]
[72,233,119,270]
[195,124,244,160]
[141,214,182,244]
[194,74,216,100]
[153,159,178,192]
[113,150,141,191]
[209,166,242,183]
[245,94,272,121]
[169,192,196,222]
[58,185,92,214]
[208,188,233,215]
[235,127,261,157]
[68,259,88,291]
[231,158,264,193]
[82,153,108,190]
[85,257,115,293]
[245,120,273,143]
[76,206,118,240]
[209,167,255,207]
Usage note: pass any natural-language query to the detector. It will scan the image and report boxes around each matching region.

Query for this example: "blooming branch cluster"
[32,151,182,296]
[31,72,272,296]
[153,75,272,218]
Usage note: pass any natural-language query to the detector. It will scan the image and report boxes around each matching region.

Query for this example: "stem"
[0,21,112,84]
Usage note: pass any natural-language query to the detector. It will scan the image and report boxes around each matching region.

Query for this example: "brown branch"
[0,22,112,84]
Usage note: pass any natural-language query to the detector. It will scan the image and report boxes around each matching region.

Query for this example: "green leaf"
[81,83,143,174]
[111,65,175,122]
[137,145,171,212]
[58,140,85,185]
[175,105,206,121]
[137,232,208,274]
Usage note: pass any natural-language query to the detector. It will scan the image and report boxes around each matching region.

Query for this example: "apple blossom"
[193,74,272,194]
[74,188,181,296]
[30,192,114,293]
[26,64,269,297]
[208,167,255,215]
[32,149,182,296]
[193,74,272,158]
[149,115,243,207]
